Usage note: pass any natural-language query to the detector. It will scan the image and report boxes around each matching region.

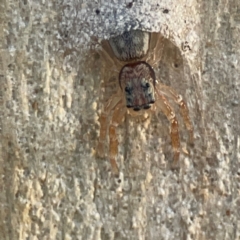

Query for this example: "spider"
[96,30,193,174]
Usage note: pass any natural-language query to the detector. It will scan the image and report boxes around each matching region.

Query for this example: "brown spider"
[96,30,193,174]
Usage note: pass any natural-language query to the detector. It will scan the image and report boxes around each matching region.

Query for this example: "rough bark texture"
[0,0,239,240]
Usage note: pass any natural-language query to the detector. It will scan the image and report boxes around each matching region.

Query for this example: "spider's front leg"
[97,95,126,175]
[157,84,194,144]
[97,95,121,158]
[155,90,180,165]
[108,102,126,175]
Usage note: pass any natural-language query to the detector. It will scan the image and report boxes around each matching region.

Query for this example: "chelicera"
[97,30,193,174]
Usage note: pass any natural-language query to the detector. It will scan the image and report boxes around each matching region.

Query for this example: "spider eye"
[142,82,150,89]
[133,107,141,111]
[125,86,132,93]
[143,104,151,109]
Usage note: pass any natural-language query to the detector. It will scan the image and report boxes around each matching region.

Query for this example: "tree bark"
[0,1,239,239]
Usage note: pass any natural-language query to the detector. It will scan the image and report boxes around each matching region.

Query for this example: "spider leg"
[97,95,126,174]
[108,101,126,175]
[156,84,194,144]
[101,40,123,70]
[155,90,180,165]
[97,95,122,158]
[146,33,165,67]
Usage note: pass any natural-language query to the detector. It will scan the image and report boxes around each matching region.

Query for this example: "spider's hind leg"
[146,32,165,67]
[101,40,123,71]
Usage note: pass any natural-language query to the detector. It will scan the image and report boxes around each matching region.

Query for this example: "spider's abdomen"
[109,30,150,61]
[119,61,156,111]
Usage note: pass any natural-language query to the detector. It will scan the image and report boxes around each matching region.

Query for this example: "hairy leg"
[156,84,194,144]
[97,94,126,174]
[101,40,123,70]
[108,102,126,175]
[146,33,165,67]
[155,89,180,165]
[97,95,122,158]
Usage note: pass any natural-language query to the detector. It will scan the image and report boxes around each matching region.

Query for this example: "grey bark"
[0,0,239,240]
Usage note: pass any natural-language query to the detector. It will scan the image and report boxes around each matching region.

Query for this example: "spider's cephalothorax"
[97,30,193,175]
[119,61,156,111]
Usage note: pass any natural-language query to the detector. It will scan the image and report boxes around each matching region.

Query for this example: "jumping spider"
[97,30,193,174]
